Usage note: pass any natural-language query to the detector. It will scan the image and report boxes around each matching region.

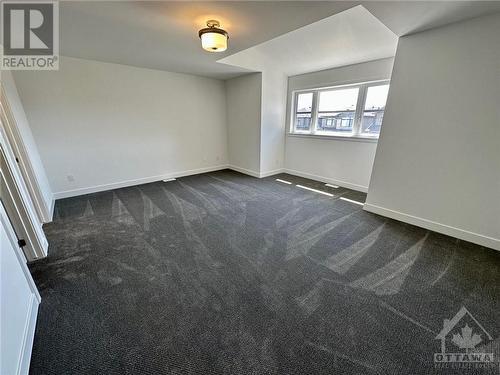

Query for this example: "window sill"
[287,133,379,143]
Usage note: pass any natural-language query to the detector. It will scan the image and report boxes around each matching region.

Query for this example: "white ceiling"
[363,1,500,36]
[219,6,398,76]
[60,1,500,79]
[60,1,356,79]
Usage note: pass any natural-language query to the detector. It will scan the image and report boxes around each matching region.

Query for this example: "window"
[361,84,389,135]
[317,87,358,135]
[291,81,390,138]
[294,92,313,132]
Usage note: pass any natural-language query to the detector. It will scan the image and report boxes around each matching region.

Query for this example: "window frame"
[290,80,390,140]
[293,92,315,134]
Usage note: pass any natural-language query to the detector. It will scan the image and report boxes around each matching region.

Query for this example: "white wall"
[260,70,287,176]
[223,59,288,178]
[225,73,262,175]
[13,56,228,198]
[285,137,378,192]
[284,58,394,191]
[365,14,500,250]
[225,69,288,178]
[1,70,53,218]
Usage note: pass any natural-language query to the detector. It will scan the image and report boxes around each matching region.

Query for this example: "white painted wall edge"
[284,168,368,192]
[364,203,500,251]
[53,165,229,199]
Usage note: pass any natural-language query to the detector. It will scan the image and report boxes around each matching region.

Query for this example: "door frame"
[0,128,48,260]
[0,85,52,223]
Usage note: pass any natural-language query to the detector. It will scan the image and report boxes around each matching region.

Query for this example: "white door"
[0,201,40,375]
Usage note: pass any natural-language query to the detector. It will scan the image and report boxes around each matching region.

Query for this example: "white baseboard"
[48,198,55,223]
[53,165,229,199]
[227,165,261,178]
[39,199,53,224]
[283,168,368,193]
[39,236,48,258]
[227,165,285,179]
[364,203,500,251]
[18,295,40,375]
[53,165,284,199]
[259,168,285,178]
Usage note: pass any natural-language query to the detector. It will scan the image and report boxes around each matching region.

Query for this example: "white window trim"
[290,80,389,140]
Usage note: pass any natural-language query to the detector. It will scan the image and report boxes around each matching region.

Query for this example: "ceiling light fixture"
[198,20,228,52]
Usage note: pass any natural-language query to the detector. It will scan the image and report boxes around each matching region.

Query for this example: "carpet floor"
[29,170,500,374]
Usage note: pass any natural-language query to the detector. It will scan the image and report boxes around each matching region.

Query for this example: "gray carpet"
[29,170,500,374]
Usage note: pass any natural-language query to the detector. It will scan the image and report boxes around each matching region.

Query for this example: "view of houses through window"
[292,81,390,138]
[295,92,313,131]
[317,87,358,134]
[361,84,390,135]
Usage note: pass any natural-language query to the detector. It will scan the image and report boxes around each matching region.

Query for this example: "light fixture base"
[206,20,220,28]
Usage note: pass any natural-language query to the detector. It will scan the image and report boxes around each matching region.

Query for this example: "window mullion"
[310,91,319,135]
[353,85,366,136]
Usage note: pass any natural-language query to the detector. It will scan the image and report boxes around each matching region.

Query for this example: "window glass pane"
[295,113,311,131]
[364,84,389,110]
[361,112,384,135]
[296,92,313,112]
[317,88,358,134]
[362,84,389,135]
[317,112,355,133]
[318,88,358,112]
[294,92,313,131]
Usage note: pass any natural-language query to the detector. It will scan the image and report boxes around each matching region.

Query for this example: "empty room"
[1,1,499,374]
